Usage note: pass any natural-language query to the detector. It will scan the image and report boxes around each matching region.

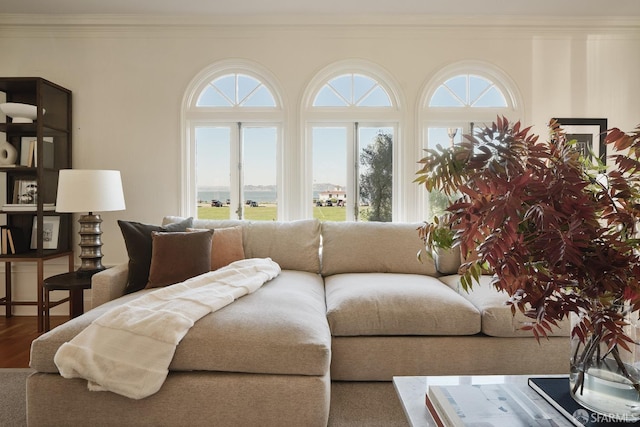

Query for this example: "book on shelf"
[2,203,55,212]
[528,377,640,427]
[19,137,53,168]
[0,226,27,254]
[20,138,32,167]
[426,381,567,426]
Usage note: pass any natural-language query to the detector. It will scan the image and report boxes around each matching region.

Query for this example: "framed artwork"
[30,216,60,250]
[13,179,38,204]
[554,118,608,163]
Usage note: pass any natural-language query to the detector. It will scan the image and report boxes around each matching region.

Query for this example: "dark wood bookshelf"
[0,77,74,332]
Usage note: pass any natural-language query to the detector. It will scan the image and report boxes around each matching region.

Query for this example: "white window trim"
[181,59,285,219]
[416,59,524,221]
[301,59,404,221]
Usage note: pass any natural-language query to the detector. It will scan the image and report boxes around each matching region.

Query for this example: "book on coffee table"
[528,377,640,427]
[426,381,565,426]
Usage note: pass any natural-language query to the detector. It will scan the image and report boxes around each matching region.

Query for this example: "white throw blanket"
[54,258,281,400]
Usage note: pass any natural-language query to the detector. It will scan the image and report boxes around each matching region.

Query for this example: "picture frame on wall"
[30,216,60,250]
[554,118,608,163]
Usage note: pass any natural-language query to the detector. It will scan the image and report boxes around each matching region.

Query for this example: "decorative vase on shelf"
[0,140,17,165]
[570,309,640,421]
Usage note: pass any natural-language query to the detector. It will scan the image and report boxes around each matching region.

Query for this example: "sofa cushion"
[325,273,480,336]
[438,275,571,338]
[164,217,321,273]
[242,220,320,273]
[330,335,569,380]
[171,270,330,375]
[31,270,331,377]
[321,222,437,276]
[146,230,214,288]
[118,217,193,294]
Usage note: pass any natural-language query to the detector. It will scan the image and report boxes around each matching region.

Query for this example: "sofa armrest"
[90,263,129,309]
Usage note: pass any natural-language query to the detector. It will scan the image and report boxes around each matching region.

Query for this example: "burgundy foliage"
[416,117,640,352]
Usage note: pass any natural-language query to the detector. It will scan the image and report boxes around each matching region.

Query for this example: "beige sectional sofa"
[27,218,570,426]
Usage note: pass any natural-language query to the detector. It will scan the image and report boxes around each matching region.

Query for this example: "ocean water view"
[198,190,277,204]
[198,185,338,204]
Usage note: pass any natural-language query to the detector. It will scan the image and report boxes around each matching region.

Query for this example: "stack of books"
[426,381,563,426]
[0,226,27,254]
[425,377,640,426]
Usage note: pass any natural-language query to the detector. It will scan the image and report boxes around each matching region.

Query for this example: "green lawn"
[197,205,349,221]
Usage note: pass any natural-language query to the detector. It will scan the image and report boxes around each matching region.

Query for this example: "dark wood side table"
[43,272,92,332]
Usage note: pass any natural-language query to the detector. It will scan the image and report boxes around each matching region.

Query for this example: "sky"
[196,126,276,188]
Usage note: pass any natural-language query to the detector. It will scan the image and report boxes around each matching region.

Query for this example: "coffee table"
[393,375,572,427]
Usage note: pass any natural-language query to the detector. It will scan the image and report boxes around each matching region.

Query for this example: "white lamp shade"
[56,169,126,213]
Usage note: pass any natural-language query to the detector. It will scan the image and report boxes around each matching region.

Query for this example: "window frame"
[418,60,523,221]
[301,60,404,221]
[421,60,521,123]
[182,60,285,219]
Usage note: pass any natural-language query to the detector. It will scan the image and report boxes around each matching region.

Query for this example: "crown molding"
[0,13,639,37]
[0,13,639,27]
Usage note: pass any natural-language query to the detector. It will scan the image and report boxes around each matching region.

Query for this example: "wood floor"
[0,316,69,368]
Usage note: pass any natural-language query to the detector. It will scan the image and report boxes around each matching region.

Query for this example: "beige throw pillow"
[210,226,245,270]
[188,226,245,270]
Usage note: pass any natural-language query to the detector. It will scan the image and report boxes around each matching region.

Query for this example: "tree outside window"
[309,70,397,222]
[359,131,392,222]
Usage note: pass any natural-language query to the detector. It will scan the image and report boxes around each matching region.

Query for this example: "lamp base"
[77,213,105,275]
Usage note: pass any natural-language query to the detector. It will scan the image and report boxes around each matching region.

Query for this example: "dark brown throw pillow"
[118,217,193,294]
[145,229,214,289]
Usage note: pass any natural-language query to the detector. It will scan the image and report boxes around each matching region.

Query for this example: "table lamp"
[56,169,126,277]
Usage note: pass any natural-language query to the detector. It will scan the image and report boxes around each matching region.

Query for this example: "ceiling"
[1,0,639,17]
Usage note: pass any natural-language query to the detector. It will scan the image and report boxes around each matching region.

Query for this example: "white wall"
[0,15,639,313]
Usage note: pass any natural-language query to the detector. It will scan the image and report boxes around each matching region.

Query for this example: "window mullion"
[353,122,359,221]
[236,122,243,220]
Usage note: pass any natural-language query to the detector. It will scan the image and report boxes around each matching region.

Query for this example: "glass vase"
[569,311,640,421]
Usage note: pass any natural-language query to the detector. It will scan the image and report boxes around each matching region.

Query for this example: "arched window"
[197,73,276,107]
[313,73,392,107]
[429,74,507,108]
[303,61,402,222]
[182,61,284,221]
[420,61,522,220]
